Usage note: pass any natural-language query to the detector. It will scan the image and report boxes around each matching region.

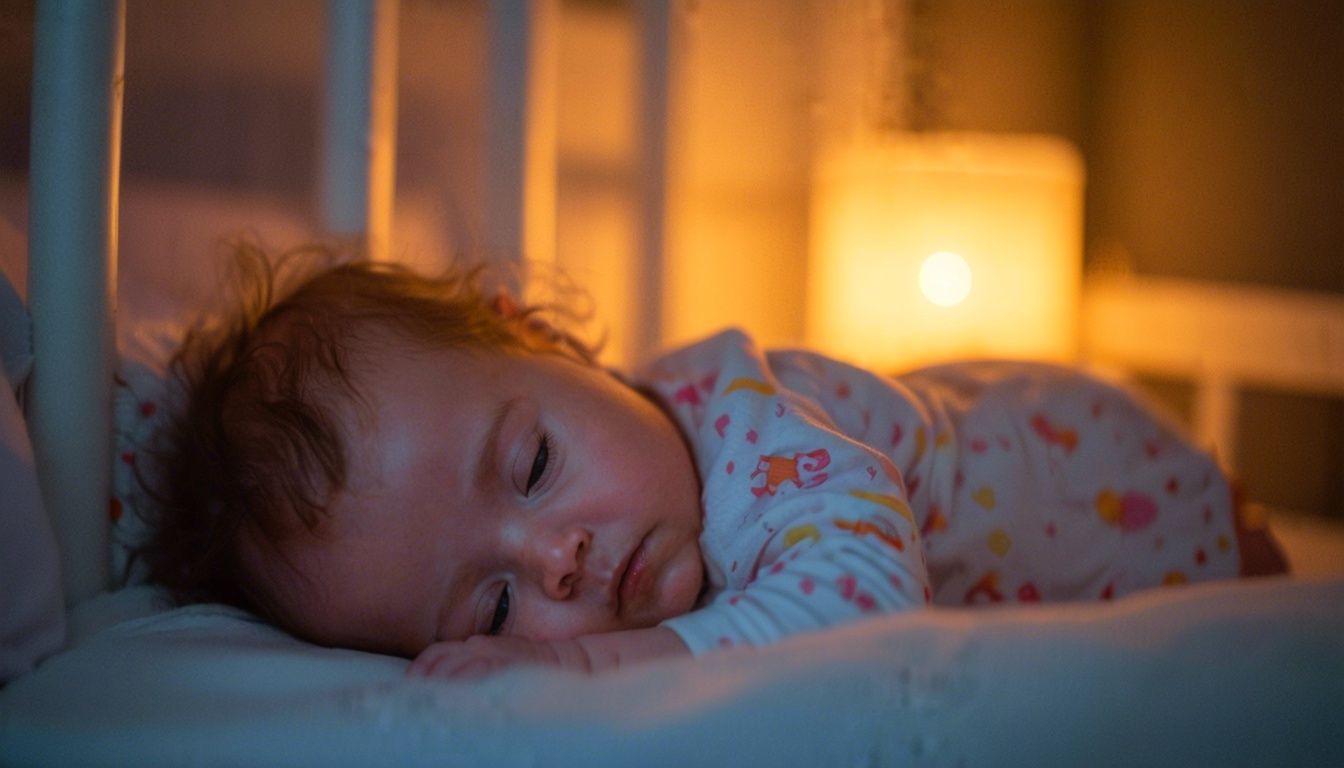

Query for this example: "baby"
[139,245,1283,679]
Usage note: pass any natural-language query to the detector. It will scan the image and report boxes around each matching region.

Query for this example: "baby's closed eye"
[524,432,550,494]
[486,583,511,635]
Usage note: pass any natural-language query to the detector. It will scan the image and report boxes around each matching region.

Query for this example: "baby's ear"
[491,290,558,340]
[492,289,557,343]
[490,288,596,364]
[489,290,521,319]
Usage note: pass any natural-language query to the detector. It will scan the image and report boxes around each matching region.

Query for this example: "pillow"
[0,266,65,685]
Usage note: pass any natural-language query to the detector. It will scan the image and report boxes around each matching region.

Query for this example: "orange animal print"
[1030,413,1078,454]
[750,449,831,498]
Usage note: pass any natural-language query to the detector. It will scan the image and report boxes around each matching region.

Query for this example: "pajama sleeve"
[641,329,931,655]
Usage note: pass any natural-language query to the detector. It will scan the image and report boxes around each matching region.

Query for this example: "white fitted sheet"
[3,575,1341,767]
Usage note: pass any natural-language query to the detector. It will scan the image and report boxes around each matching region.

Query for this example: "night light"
[919,251,972,308]
[807,132,1085,371]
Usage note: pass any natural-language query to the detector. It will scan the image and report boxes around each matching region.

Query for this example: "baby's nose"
[532,527,591,601]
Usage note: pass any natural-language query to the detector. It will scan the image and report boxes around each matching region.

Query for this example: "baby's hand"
[406,627,690,680]
[407,636,591,680]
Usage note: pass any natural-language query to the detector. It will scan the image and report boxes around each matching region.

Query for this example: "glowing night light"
[919,250,972,307]
[807,133,1084,370]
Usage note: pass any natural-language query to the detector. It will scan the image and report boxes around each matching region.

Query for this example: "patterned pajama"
[644,330,1239,655]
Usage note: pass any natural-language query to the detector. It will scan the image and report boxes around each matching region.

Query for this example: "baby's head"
[141,244,704,657]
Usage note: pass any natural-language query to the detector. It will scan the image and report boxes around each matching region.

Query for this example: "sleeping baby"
[137,244,1285,678]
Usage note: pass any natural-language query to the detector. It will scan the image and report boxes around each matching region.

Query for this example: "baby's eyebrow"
[475,396,520,492]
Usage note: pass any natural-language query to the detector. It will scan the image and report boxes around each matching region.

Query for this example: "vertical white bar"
[28,0,126,605]
[323,0,399,261]
[1194,375,1239,471]
[485,0,557,276]
[633,0,670,362]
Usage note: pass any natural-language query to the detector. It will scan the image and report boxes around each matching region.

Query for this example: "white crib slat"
[1193,375,1239,469]
[27,0,126,605]
[633,0,671,363]
[322,0,399,261]
[485,0,557,273]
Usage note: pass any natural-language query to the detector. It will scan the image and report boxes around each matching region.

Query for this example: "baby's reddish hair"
[136,241,595,627]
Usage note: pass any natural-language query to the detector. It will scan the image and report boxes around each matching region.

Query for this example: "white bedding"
[2,575,1342,767]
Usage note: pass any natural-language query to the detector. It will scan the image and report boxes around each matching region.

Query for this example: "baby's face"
[259,343,705,657]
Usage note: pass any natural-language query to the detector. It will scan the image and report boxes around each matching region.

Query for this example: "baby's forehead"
[335,345,498,499]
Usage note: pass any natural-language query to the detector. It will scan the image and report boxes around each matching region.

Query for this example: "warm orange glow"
[807,132,1085,371]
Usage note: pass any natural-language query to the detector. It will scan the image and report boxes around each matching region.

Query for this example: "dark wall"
[0,2,34,175]
[1085,0,1343,292]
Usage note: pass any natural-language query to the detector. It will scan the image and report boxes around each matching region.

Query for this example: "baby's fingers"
[407,638,527,680]
[407,641,468,678]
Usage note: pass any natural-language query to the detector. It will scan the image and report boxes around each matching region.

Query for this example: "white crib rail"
[27,0,126,606]
[633,0,672,364]
[484,0,558,276]
[26,1,409,608]
[321,0,399,261]
[1083,273,1344,469]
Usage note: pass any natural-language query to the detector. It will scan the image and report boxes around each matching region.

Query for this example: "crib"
[2,2,1342,766]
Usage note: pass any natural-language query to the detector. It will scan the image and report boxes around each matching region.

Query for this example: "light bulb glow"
[919,251,972,307]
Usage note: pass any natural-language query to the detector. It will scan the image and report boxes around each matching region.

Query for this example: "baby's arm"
[647,330,931,654]
[407,626,689,679]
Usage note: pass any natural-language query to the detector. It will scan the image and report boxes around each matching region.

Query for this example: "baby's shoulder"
[899,360,1121,395]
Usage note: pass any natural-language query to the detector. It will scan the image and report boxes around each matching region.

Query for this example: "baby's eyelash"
[487,584,511,636]
[525,431,551,494]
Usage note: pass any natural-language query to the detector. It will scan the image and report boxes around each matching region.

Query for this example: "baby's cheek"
[657,542,706,621]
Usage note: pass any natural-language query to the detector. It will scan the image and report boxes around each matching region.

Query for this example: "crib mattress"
[2,575,1341,767]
